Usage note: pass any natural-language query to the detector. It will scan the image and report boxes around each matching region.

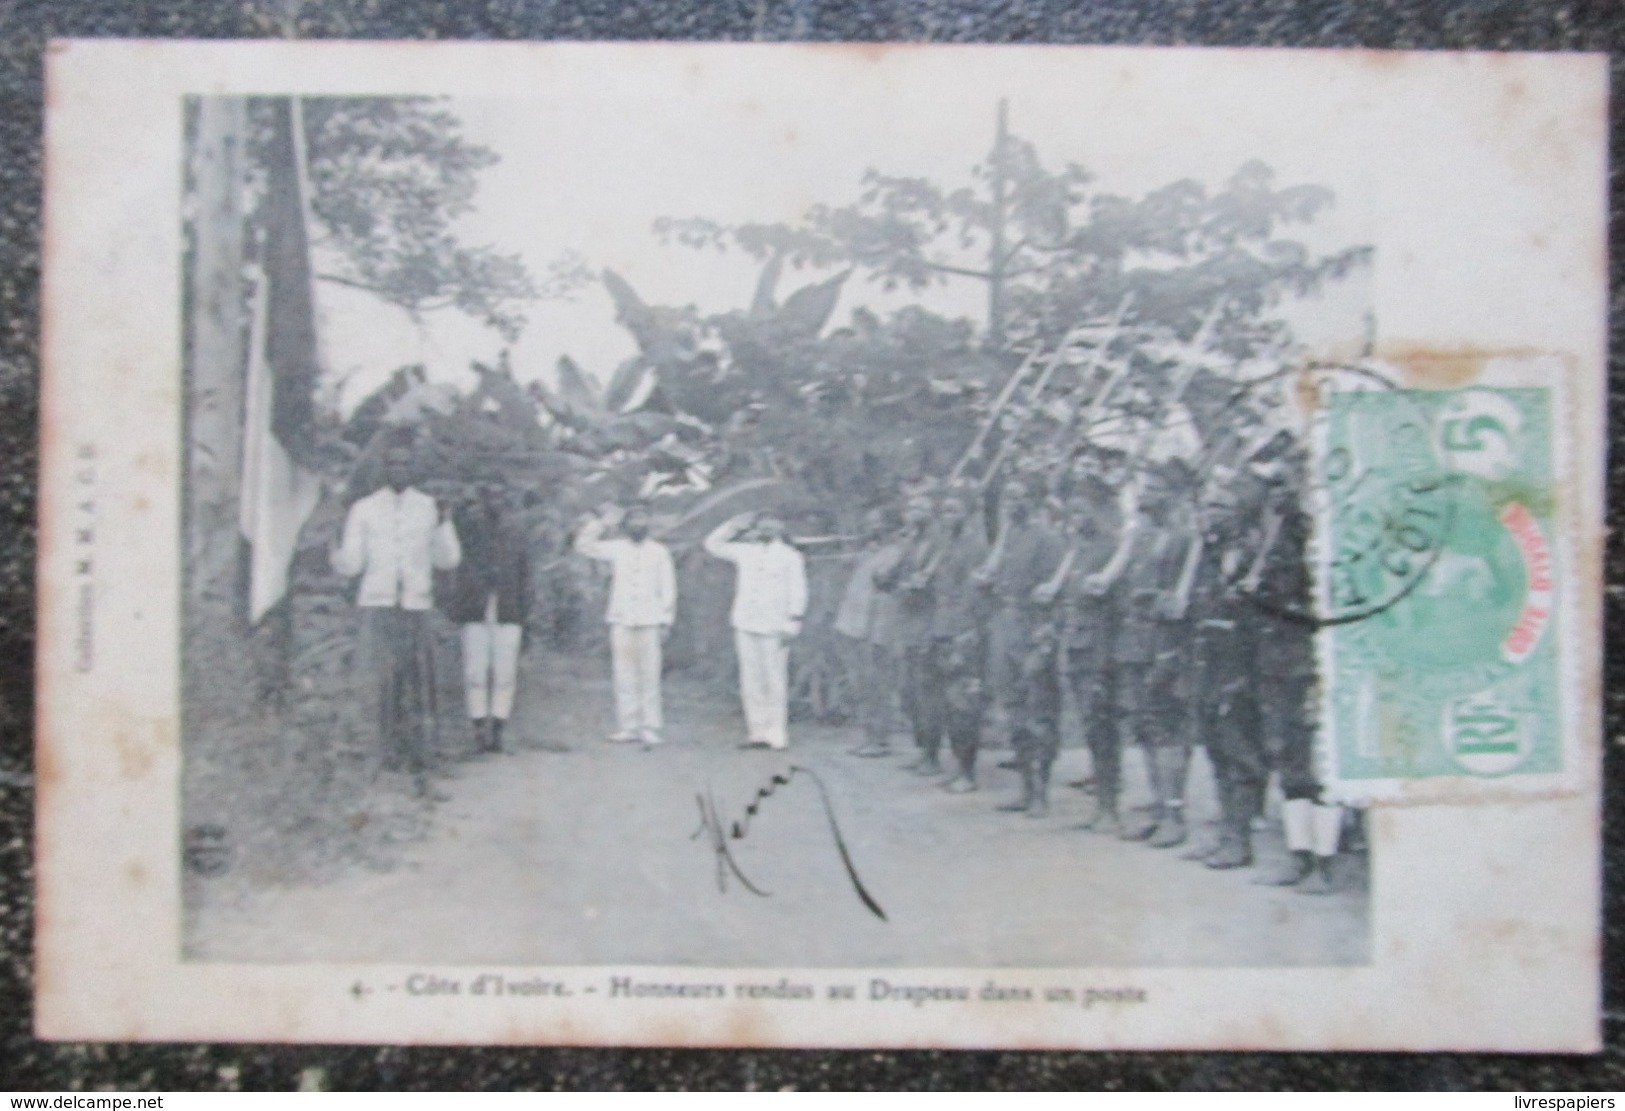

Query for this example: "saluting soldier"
[703,511,808,752]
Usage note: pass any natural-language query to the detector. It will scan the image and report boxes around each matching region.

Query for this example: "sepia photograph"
[177,81,1379,969]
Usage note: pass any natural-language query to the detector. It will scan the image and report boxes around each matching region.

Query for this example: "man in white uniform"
[574,502,677,746]
[704,512,808,751]
[331,446,462,796]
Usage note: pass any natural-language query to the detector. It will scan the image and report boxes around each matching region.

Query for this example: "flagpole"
[288,96,327,396]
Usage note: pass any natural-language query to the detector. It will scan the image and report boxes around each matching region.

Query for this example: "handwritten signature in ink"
[691,765,888,922]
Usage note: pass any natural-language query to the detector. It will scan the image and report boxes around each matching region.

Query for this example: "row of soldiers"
[835,435,1346,893]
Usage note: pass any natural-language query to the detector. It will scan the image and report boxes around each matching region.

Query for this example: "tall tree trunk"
[185,97,248,617]
[183,97,258,845]
[985,98,1009,352]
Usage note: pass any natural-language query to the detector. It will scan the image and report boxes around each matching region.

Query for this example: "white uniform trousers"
[461,621,522,720]
[734,629,790,749]
[610,624,664,740]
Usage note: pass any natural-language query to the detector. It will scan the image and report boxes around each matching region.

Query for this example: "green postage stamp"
[1320,375,1576,802]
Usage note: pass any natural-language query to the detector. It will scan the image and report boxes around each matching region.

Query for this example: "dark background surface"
[1,0,1622,1091]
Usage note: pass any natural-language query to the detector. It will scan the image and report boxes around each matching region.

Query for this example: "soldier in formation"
[975,475,1068,817]
[1243,436,1343,895]
[339,381,1350,899]
[836,420,1349,895]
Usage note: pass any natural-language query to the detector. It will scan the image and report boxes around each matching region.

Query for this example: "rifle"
[947,343,1044,483]
[1129,298,1225,465]
[976,294,1136,492]
[1066,293,1139,436]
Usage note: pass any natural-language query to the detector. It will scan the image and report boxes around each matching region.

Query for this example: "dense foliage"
[297,97,578,342]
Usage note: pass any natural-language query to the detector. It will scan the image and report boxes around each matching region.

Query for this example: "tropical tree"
[1012,158,1370,356]
[298,97,585,343]
[656,100,1085,351]
[656,101,1368,358]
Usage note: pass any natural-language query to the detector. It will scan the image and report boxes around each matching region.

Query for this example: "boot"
[472,717,491,754]
[1025,763,1052,819]
[1147,747,1191,848]
[1181,808,1222,860]
[1204,824,1253,869]
[942,750,978,793]
[1118,811,1157,841]
[1119,744,1162,840]
[490,719,506,754]
[1186,776,1235,861]
[913,751,944,776]
[1255,849,1314,886]
[1296,854,1336,895]
[1344,808,1369,854]
[1147,804,1186,848]
[1205,783,1255,869]
[1181,835,1218,862]
[997,765,1035,812]
[1076,793,1120,835]
[1254,797,1316,885]
[1296,803,1342,893]
[941,739,978,791]
[900,750,933,772]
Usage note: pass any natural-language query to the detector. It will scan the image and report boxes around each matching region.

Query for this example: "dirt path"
[190,651,1368,967]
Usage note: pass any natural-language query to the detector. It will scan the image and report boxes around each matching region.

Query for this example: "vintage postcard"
[35,40,1606,1049]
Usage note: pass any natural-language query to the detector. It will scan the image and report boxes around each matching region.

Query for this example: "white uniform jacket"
[574,519,678,628]
[704,524,808,638]
[332,486,462,610]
